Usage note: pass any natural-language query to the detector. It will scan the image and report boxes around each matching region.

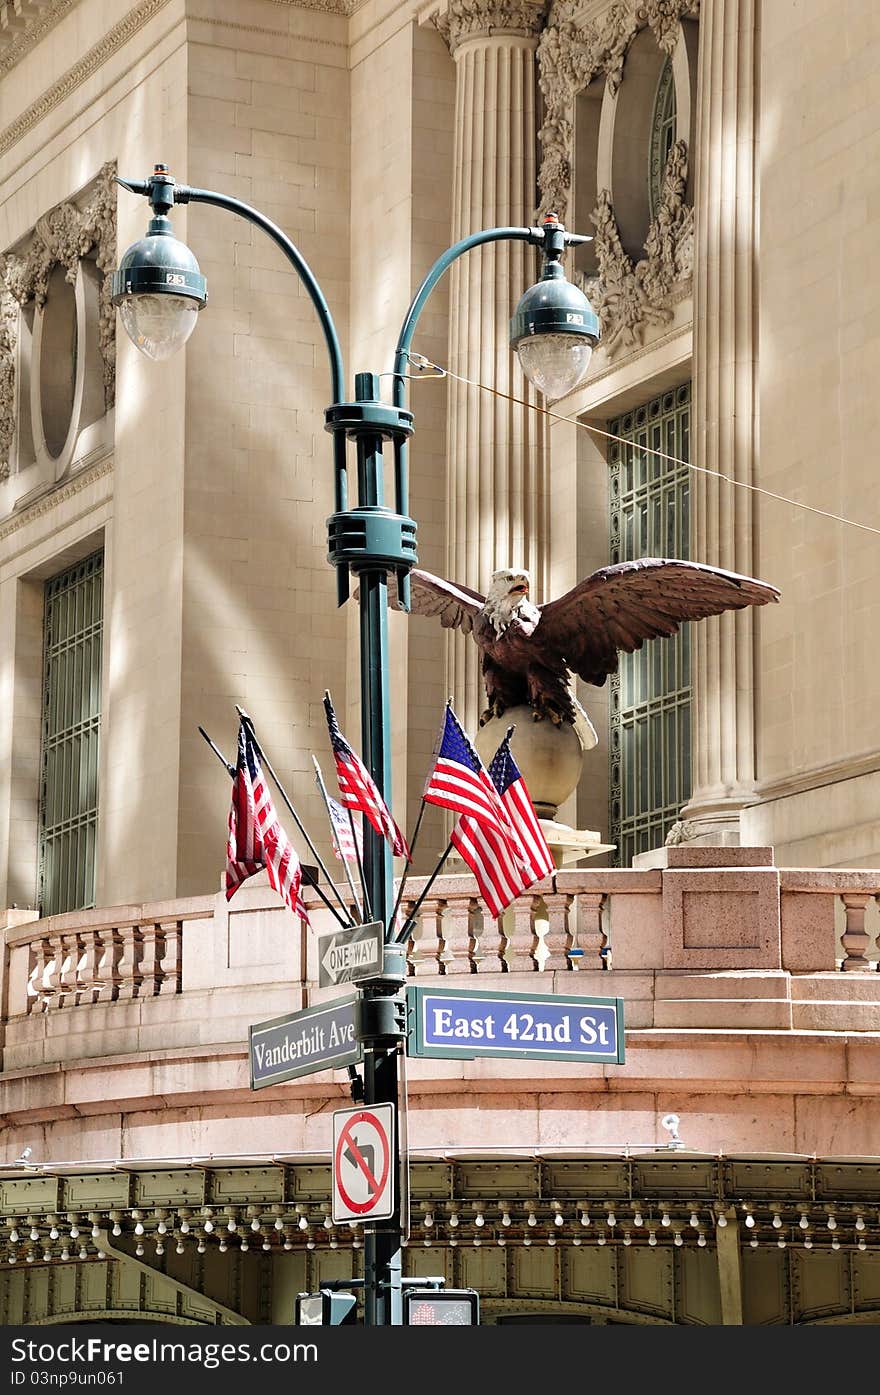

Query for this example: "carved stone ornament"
[433,0,549,52]
[586,138,694,357]
[0,161,117,478]
[665,817,699,845]
[537,0,699,222]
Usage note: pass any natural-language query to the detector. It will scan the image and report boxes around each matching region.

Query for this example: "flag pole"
[312,755,364,923]
[199,725,353,930]
[388,800,428,934]
[348,807,373,924]
[394,838,454,944]
[198,726,235,777]
[233,708,356,928]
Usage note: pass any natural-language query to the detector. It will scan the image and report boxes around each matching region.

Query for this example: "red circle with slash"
[334,1108,392,1216]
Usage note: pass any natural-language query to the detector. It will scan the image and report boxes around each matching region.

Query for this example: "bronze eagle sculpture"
[385,559,780,727]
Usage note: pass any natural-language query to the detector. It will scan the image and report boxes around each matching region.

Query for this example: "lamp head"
[111,165,207,361]
[509,213,599,400]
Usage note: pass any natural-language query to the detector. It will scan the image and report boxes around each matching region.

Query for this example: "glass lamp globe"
[510,262,599,401]
[118,294,201,361]
[112,220,207,361]
[515,334,594,401]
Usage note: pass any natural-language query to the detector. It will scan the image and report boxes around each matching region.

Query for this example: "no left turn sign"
[332,1103,395,1223]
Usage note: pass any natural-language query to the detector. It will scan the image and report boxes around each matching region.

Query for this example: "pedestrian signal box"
[295,1289,358,1325]
[403,1288,480,1325]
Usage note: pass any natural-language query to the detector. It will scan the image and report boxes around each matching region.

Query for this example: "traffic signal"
[295,1289,359,1325]
[403,1288,480,1325]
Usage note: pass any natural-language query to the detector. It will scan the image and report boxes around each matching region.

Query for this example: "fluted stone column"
[435,0,550,736]
[679,0,760,843]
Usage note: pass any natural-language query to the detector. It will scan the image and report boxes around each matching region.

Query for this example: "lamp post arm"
[173,184,346,406]
[391,224,543,412]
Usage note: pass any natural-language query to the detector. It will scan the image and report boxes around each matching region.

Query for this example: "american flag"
[225,721,310,924]
[483,731,555,884]
[328,795,363,863]
[423,704,528,917]
[471,730,555,892]
[323,693,410,859]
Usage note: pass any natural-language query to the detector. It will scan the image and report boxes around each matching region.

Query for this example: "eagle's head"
[484,568,540,637]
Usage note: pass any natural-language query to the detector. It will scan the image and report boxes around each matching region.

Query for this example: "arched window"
[649,58,677,219]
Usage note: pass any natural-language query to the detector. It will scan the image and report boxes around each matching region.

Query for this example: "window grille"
[648,59,677,220]
[609,385,690,864]
[37,550,103,916]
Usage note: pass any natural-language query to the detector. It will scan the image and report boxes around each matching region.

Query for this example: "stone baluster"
[405,897,443,974]
[503,895,539,972]
[474,900,506,972]
[157,921,182,994]
[138,924,160,997]
[115,923,141,1001]
[94,927,121,1002]
[441,894,476,974]
[540,891,574,971]
[26,936,52,1013]
[40,936,61,1008]
[840,894,872,972]
[78,927,102,1003]
[56,933,78,1008]
[575,892,607,969]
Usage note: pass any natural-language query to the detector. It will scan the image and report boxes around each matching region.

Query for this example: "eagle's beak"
[508,581,529,597]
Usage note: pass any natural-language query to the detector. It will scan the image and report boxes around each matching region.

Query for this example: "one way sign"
[318,920,384,988]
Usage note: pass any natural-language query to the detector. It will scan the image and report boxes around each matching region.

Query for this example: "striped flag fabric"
[323,693,410,859]
[484,730,555,885]
[422,703,520,837]
[423,703,529,917]
[328,795,363,863]
[225,721,310,924]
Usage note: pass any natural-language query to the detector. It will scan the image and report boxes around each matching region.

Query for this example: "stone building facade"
[1,0,880,1326]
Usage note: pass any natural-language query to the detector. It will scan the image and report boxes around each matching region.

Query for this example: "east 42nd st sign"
[406,986,625,1065]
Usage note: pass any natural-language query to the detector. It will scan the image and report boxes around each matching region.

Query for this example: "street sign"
[295,1290,358,1325]
[332,1103,395,1223]
[403,1289,480,1325]
[317,919,384,988]
[406,985,625,1065]
[249,992,361,1089]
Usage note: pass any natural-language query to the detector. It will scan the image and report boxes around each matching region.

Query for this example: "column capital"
[422,0,549,54]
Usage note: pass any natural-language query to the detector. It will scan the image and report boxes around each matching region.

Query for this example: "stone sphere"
[474,704,597,819]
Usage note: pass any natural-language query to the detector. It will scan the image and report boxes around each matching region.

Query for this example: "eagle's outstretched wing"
[538,559,781,687]
[385,567,485,635]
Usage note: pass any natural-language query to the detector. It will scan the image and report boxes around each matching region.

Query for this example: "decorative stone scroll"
[0,161,117,478]
[585,138,693,356]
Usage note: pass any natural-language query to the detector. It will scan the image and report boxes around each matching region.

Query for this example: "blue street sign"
[406,986,624,1065]
[249,993,361,1088]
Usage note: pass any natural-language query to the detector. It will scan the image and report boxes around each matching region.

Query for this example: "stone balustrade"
[1,849,879,1074]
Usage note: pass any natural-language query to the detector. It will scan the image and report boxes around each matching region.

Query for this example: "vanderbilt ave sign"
[249,994,361,1088]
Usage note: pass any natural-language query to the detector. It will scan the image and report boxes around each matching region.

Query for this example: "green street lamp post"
[111,163,599,1326]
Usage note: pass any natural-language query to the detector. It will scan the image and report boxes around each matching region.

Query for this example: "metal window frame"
[37,549,104,917]
[648,58,677,221]
[609,385,691,866]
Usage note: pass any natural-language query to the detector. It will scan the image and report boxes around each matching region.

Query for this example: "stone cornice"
[0,0,173,160]
[0,452,113,546]
[0,0,357,80]
[0,0,81,79]
[756,751,880,806]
